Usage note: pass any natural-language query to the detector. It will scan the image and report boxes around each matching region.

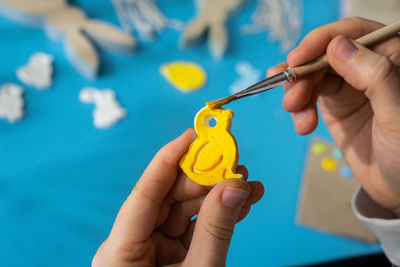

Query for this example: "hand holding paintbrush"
[266,17,400,218]
[207,19,400,108]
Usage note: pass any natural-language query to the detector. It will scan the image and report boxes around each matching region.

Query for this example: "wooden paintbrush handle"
[293,20,400,78]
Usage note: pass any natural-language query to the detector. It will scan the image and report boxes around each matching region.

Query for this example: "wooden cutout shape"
[297,138,376,243]
[181,0,244,60]
[180,107,242,186]
[0,0,136,79]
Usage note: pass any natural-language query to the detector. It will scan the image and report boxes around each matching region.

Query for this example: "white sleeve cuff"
[352,187,400,266]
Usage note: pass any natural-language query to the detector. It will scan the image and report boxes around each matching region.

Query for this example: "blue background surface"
[0,0,382,266]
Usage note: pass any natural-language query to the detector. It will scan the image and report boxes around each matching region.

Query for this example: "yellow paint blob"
[312,143,327,155]
[180,106,242,186]
[160,61,207,92]
[321,157,338,172]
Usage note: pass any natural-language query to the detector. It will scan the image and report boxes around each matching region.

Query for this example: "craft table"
[0,0,382,266]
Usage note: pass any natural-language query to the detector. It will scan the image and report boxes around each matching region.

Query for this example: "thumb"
[326,35,400,128]
[183,179,250,267]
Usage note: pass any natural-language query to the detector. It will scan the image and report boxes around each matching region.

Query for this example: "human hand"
[92,129,264,267]
[268,17,400,216]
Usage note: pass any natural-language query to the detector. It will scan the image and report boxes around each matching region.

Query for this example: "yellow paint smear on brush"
[160,61,207,92]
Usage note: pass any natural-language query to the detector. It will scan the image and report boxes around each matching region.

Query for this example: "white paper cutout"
[242,0,303,51]
[112,0,183,41]
[0,83,24,123]
[16,52,54,90]
[229,61,262,95]
[79,87,127,129]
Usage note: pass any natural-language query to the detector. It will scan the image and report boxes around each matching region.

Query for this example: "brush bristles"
[206,95,235,108]
[206,100,221,108]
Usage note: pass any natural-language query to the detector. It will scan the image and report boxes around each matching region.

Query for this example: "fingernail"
[221,186,249,208]
[215,178,242,188]
[334,37,358,61]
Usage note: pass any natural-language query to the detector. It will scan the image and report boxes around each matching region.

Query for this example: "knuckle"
[370,55,395,86]
[155,148,178,172]
[201,219,234,241]
[137,186,163,206]
[388,43,400,66]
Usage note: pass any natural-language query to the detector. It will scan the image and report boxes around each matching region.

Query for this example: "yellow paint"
[180,106,242,186]
[321,157,338,172]
[160,61,207,92]
[312,142,327,155]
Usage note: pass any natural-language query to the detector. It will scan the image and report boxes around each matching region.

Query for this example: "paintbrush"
[207,20,400,108]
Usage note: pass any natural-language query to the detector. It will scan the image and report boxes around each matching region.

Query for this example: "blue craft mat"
[0,0,382,266]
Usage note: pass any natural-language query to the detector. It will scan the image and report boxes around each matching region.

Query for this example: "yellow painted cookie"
[180,106,242,186]
[160,61,207,92]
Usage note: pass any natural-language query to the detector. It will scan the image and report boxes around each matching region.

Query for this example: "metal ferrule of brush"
[284,69,297,82]
[236,71,289,98]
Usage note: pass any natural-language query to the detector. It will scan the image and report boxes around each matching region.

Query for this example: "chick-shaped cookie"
[180,106,242,186]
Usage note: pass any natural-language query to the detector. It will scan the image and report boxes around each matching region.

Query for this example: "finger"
[283,69,325,112]
[267,62,288,77]
[326,35,400,133]
[237,205,251,223]
[151,232,187,266]
[369,35,400,67]
[318,72,344,97]
[181,208,249,251]
[288,17,385,67]
[166,157,253,204]
[183,179,250,267]
[247,181,265,205]
[156,173,208,227]
[317,74,369,124]
[181,201,257,251]
[181,219,196,250]
[160,195,205,238]
[180,206,250,251]
[268,61,323,115]
[167,171,210,202]
[159,166,249,228]
[236,182,266,222]
[180,181,264,250]
[283,17,384,113]
[291,84,320,135]
[161,180,263,239]
[107,129,196,248]
[236,165,249,181]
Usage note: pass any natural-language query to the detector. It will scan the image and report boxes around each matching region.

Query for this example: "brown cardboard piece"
[297,138,376,243]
